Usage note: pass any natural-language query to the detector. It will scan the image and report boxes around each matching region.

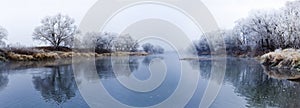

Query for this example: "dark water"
[0,53,299,108]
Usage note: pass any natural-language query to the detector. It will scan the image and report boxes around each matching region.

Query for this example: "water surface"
[0,54,299,108]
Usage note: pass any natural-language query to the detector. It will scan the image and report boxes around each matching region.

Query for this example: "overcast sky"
[0,0,294,46]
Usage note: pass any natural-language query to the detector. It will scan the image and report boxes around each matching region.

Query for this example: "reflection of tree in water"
[128,57,139,72]
[32,65,76,105]
[95,57,139,79]
[188,59,211,79]
[262,66,300,80]
[190,58,300,108]
[0,71,8,91]
[142,56,164,65]
[0,63,8,91]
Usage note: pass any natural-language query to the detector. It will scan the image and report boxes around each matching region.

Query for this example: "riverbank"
[259,48,300,80]
[0,47,148,62]
[260,49,300,70]
[181,48,300,68]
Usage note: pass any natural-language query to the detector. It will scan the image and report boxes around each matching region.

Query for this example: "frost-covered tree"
[81,32,101,48]
[280,1,300,48]
[153,45,164,54]
[190,0,300,56]
[192,30,244,55]
[82,32,140,53]
[33,14,79,49]
[142,43,165,54]
[234,10,280,51]
[113,34,139,52]
[97,32,117,52]
[142,43,154,53]
[233,0,300,50]
[0,26,8,47]
[83,32,117,53]
[194,38,209,54]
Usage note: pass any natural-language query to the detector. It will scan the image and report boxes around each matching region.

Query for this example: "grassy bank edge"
[0,47,148,62]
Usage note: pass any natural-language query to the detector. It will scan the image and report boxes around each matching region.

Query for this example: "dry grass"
[2,46,148,61]
[9,47,44,55]
[33,52,60,60]
[0,56,7,62]
[7,52,34,61]
[6,51,103,61]
[260,48,300,69]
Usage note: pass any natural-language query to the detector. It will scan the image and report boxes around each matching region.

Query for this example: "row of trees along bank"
[192,0,300,57]
[0,13,164,54]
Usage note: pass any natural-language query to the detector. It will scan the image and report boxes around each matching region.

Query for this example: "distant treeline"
[78,32,139,53]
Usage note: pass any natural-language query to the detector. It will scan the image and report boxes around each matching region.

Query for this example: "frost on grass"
[261,49,300,79]
[261,49,300,69]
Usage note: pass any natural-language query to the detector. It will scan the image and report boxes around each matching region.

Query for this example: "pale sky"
[0,0,294,46]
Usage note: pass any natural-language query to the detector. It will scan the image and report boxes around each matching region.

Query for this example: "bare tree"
[232,0,300,51]
[189,0,300,56]
[192,30,240,55]
[281,1,300,48]
[97,32,117,52]
[0,26,7,47]
[82,32,100,48]
[153,45,164,54]
[33,14,79,49]
[142,43,154,53]
[113,34,139,52]
[142,43,164,54]
[81,32,140,53]
[82,32,117,53]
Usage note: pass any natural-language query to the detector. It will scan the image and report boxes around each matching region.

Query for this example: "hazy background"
[0,0,293,46]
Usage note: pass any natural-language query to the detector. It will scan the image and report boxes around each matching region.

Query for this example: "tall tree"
[281,1,300,48]
[33,14,79,49]
[0,26,7,47]
[233,0,300,50]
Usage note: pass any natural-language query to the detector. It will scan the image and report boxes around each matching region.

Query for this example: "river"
[0,53,299,108]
